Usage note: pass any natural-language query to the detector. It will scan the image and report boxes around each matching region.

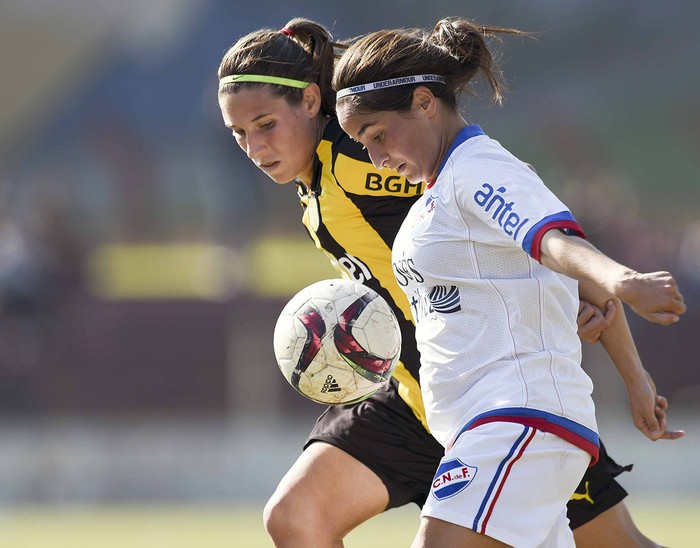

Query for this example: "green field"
[0,498,697,547]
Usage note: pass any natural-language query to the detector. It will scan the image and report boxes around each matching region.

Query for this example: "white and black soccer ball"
[273,278,402,405]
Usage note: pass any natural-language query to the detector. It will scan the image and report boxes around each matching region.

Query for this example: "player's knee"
[263,494,293,540]
[264,490,330,543]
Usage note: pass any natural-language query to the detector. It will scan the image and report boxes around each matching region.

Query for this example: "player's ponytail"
[429,18,527,106]
[281,18,340,115]
[333,17,529,114]
[218,18,339,116]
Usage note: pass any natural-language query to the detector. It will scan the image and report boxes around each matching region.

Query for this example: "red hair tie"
[279,28,295,38]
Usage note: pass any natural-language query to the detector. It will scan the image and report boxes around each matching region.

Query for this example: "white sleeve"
[450,156,585,262]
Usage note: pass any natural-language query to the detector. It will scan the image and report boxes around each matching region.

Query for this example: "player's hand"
[627,371,685,441]
[577,300,615,344]
[651,393,685,441]
[617,271,686,325]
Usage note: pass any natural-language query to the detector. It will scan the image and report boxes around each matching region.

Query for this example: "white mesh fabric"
[392,131,597,447]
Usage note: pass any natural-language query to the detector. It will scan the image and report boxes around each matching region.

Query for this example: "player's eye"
[373,132,384,143]
[259,120,275,130]
[351,137,366,150]
[358,141,366,150]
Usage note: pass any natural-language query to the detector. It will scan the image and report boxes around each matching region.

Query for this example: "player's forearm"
[577,279,647,386]
[540,229,686,325]
[598,305,648,388]
[539,230,634,297]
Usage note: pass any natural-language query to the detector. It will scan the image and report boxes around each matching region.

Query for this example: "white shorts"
[422,422,591,547]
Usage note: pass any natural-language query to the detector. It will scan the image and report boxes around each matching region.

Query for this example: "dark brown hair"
[218,18,342,116]
[333,17,529,114]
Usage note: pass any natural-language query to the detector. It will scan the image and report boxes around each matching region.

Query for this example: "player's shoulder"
[320,118,423,197]
[453,134,520,166]
[321,118,368,164]
[318,120,375,192]
[449,135,539,185]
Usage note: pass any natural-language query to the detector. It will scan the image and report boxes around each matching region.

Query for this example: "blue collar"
[435,124,485,179]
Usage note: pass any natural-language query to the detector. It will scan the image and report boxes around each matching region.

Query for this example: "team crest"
[431,458,477,500]
[412,193,438,227]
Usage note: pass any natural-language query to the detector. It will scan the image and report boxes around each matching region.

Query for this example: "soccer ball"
[273,278,402,405]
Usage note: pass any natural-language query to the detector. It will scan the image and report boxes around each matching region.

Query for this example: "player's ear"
[302,83,322,118]
[411,87,437,119]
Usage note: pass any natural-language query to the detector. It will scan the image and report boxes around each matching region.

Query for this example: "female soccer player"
[218,18,684,547]
[333,17,686,547]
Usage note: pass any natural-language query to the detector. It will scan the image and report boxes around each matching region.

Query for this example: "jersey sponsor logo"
[474,183,530,241]
[365,173,423,195]
[431,458,478,500]
[408,286,461,322]
[393,257,424,287]
[409,291,433,323]
[428,285,461,313]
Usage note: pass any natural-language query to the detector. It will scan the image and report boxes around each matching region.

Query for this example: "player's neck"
[429,113,467,181]
[297,116,331,187]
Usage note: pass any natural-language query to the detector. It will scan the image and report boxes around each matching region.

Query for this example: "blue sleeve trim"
[521,211,582,255]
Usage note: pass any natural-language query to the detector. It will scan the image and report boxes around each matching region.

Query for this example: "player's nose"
[245,135,268,160]
[367,147,388,170]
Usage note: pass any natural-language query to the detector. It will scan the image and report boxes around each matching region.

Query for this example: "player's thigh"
[567,440,631,529]
[307,380,445,509]
[413,516,509,548]
[573,501,659,548]
[267,441,389,532]
[421,423,588,546]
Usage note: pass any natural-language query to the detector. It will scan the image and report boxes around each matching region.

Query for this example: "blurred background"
[0,0,698,546]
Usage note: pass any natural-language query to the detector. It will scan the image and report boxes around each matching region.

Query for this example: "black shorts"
[306,383,632,526]
[305,378,444,509]
[567,440,632,529]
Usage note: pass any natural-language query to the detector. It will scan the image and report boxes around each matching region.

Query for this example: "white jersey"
[392,124,599,461]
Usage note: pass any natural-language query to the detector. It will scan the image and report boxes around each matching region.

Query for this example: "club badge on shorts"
[431,458,478,500]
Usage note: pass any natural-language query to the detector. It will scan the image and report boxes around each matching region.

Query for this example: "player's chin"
[257,162,290,184]
[405,175,420,185]
[266,171,295,185]
[403,167,423,185]
[272,176,296,185]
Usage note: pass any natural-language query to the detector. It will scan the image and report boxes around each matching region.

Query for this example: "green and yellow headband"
[218,74,311,90]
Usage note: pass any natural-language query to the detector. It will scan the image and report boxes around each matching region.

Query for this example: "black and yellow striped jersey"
[297,118,428,429]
